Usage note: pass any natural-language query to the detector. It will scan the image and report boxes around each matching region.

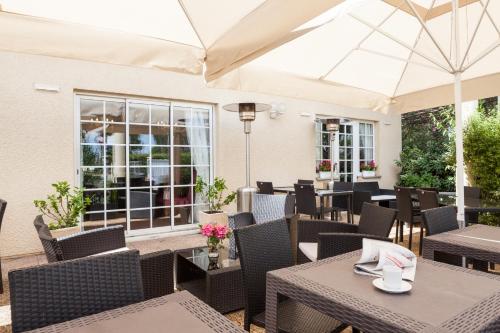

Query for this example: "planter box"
[197,211,228,226]
[51,226,81,239]
[362,170,376,178]
[319,171,331,179]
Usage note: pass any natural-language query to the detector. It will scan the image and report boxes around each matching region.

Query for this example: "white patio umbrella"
[207,0,500,225]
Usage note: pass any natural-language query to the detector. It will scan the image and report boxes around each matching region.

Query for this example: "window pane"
[130,167,149,187]
[151,147,169,165]
[83,212,105,231]
[81,99,103,121]
[82,168,104,189]
[106,167,126,188]
[365,148,374,160]
[360,149,365,159]
[192,147,210,165]
[340,162,345,173]
[174,167,192,185]
[129,146,150,165]
[360,136,365,147]
[359,123,365,134]
[81,123,104,143]
[129,125,150,145]
[339,148,345,160]
[173,107,190,126]
[191,127,210,146]
[193,205,209,223]
[153,207,171,228]
[106,210,127,229]
[191,109,210,127]
[130,209,150,230]
[174,147,191,165]
[364,135,373,147]
[151,126,169,145]
[151,105,170,125]
[106,124,126,144]
[347,162,352,173]
[339,135,345,146]
[151,167,170,186]
[321,147,329,160]
[129,103,149,124]
[85,190,105,211]
[366,124,373,135]
[82,145,104,166]
[346,135,353,147]
[106,189,126,210]
[346,148,352,159]
[106,146,126,166]
[174,186,192,205]
[152,187,170,208]
[322,133,329,145]
[130,188,151,208]
[346,125,352,134]
[174,206,192,226]
[105,101,125,123]
[173,127,189,145]
[193,166,209,184]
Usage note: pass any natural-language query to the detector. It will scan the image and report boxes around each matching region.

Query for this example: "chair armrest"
[379,189,395,195]
[317,233,392,260]
[297,220,359,243]
[57,226,126,260]
[140,250,174,300]
[353,191,372,215]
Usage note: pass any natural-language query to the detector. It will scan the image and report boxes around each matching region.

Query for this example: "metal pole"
[330,131,335,184]
[245,132,250,187]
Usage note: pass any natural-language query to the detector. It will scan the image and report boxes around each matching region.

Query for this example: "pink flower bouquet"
[199,223,232,252]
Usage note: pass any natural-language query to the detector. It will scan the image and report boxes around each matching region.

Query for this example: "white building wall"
[0,51,402,257]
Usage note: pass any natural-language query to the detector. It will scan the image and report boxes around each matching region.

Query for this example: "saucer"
[372,278,412,294]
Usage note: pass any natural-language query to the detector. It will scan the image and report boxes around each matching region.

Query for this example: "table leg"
[320,196,325,219]
[348,194,353,224]
[265,276,279,333]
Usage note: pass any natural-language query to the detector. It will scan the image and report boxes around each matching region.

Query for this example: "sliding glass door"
[77,95,212,235]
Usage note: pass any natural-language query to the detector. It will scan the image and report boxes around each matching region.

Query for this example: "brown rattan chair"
[352,181,394,214]
[417,189,439,211]
[0,199,6,294]
[395,186,424,254]
[33,215,174,299]
[297,179,314,185]
[256,181,274,194]
[296,203,396,263]
[465,186,481,224]
[9,250,144,333]
[294,183,335,219]
[331,181,353,221]
[234,219,347,333]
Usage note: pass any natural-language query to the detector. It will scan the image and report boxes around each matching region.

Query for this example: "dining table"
[265,250,500,333]
[422,224,500,265]
[28,290,245,333]
[273,186,353,223]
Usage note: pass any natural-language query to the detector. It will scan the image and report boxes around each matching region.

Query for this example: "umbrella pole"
[454,73,465,228]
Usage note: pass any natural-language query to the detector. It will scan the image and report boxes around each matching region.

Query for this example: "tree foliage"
[194,176,236,213]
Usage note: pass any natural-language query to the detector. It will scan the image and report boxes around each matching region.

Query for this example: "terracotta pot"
[197,211,228,226]
[51,226,81,239]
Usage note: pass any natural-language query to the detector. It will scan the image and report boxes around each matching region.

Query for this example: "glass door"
[337,124,354,182]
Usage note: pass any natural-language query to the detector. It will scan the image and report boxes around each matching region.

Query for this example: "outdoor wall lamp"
[326,118,341,187]
[223,102,271,212]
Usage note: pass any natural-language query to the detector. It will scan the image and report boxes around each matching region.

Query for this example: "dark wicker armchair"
[34,215,174,299]
[352,181,395,214]
[0,199,6,293]
[234,219,346,333]
[297,203,396,263]
[10,250,145,333]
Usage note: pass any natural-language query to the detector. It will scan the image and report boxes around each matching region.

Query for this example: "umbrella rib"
[459,0,490,71]
[177,0,207,51]
[462,38,500,71]
[403,0,455,72]
[392,0,436,97]
[478,0,500,37]
[319,5,400,80]
[349,13,452,73]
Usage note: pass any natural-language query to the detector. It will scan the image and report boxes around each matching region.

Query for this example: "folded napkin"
[354,238,417,281]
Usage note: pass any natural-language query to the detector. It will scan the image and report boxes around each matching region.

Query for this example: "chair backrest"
[331,182,353,209]
[256,181,274,194]
[394,186,414,222]
[358,203,397,237]
[252,194,287,223]
[417,190,439,211]
[297,179,314,185]
[9,250,144,333]
[294,184,317,216]
[464,186,480,198]
[353,181,380,195]
[33,215,61,262]
[284,194,296,216]
[234,219,293,328]
[0,199,6,232]
[421,206,459,236]
[417,187,438,193]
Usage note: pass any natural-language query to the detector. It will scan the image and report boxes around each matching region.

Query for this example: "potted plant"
[195,176,236,225]
[34,181,91,238]
[200,223,232,269]
[361,160,377,178]
[318,160,332,179]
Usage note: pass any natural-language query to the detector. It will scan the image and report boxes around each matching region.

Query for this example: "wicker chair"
[417,189,439,211]
[297,203,396,263]
[10,250,144,333]
[297,179,314,184]
[234,219,346,333]
[0,199,6,294]
[256,181,274,194]
[395,186,424,254]
[465,186,481,224]
[352,181,394,214]
[34,216,174,299]
[294,183,335,219]
[331,181,353,221]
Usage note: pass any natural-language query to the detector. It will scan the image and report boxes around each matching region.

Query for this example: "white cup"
[383,265,402,289]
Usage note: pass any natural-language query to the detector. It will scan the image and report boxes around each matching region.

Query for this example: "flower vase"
[207,245,220,270]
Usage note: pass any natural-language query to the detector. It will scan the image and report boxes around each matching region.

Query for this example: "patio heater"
[326,118,340,189]
[223,102,270,212]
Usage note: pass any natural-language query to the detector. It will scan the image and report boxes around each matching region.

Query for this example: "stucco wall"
[0,51,401,257]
